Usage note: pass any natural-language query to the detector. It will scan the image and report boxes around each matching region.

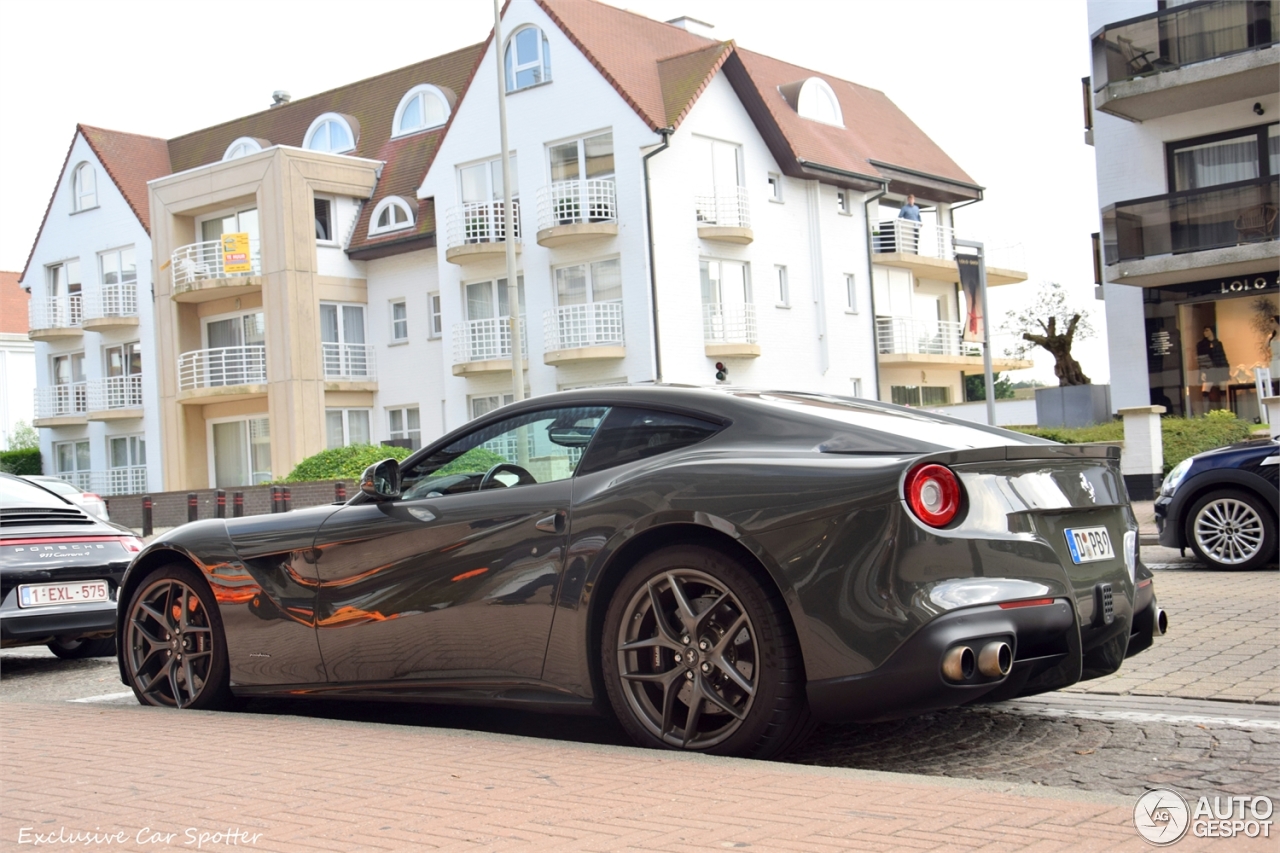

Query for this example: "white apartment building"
[1088,0,1279,420]
[24,0,1027,493]
[0,272,35,449]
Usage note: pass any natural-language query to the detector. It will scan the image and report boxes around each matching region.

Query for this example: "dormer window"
[393,85,451,137]
[369,197,414,235]
[73,163,96,211]
[797,78,843,127]
[304,113,356,154]
[505,26,551,92]
[223,137,263,161]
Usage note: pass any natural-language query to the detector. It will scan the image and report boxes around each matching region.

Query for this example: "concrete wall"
[921,397,1038,427]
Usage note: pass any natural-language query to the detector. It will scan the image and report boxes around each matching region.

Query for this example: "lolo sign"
[221,232,252,274]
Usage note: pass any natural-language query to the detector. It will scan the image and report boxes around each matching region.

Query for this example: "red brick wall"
[0,271,30,335]
[106,480,358,531]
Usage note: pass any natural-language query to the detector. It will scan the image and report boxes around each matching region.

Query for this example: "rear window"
[577,407,722,475]
[0,476,72,509]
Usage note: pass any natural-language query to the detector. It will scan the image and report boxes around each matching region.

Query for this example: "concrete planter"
[1035,384,1112,428]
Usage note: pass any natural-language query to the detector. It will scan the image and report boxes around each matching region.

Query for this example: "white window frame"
[850,378,862,398]
[391,84,451,138]
[201,308,266,350]
[314,195,336,244]
[505,25,551,92]
[700,259,753,307]
[390,299,408,343]
[206,414,272,488]
[767,172,782,203]
[369,196,415,235]
[797,77,844,127]
[428,292,442,338]
[844,273,858,313]
[325,408,372,449]
[387,405,422,449]
[551,256,622,307]
[318,302,367,347]
[98,247,137,289]
[836,190,850,215]
[108,433,146,470]
[303,112,356,154]
[55,440,92,477]
[72,162,96,212]
[222,137,263,161]
[774,265,789,308]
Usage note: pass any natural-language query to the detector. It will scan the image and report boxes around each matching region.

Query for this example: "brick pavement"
[2,700,1268,853]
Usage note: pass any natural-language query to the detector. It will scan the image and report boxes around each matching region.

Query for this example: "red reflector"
[82,493,103,502]
[1137,578,1152,588]
[999,598,1056,609]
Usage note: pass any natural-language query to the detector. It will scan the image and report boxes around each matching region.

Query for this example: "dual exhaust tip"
[942,641,1012,683]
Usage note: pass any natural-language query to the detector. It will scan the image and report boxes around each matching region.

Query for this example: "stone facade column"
[1118,405,1165,500]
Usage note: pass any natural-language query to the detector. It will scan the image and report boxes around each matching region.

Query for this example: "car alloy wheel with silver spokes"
[1192,497,1266,566]
[125,568,228,709]
[615,568,758,749]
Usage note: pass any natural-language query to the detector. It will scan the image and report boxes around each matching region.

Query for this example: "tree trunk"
[1023,314,1091,386]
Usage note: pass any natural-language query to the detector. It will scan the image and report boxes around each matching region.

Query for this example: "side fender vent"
[1094,582,1114,627]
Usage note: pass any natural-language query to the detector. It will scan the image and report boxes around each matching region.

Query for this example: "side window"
[577,407,723,476]
[400,406,608,499]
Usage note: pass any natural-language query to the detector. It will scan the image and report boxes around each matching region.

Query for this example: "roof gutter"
[868,159,985,196]
[863,182,889,401]
[642,127,674,384]
[796,158,884,187]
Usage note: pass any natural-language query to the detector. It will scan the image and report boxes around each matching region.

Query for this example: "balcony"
[82,284,140,332]
[177,345,267,403]
[696,187,753,244]
[872,221,1027,286]
[58,467,148,497]
[86,375,144,420]
[28,295,83,340]
[542,303,625,365]
[1092,0,1278,122]
[322,342,377,389]
[452,317,529,376]
[171,239,262,303]
[536,180,618,247]
[702,304,759,358]
[33,383,87,427]
[875,316,1031,371]
[1101,176,1278,286]
[444,201,522,264]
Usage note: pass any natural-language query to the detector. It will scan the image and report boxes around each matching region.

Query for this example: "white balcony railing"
[171,239,261,289]
[537,179,617,231]
[178,345,267,392]
[57,467,148,497]
[875,316,970,357]
[86,375,144,411]
[695,186,751,229]
[543,302,624,352]
[444,201,521,249]
[873,220,1025,271]
[83,283,138,321]
[702,303,757,344]
[322,342,376,381]
[34,383,88,419]
[452,317,529,364]
[29,295,83,331]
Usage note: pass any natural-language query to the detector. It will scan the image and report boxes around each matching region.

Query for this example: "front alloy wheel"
[1187,490,1277,570]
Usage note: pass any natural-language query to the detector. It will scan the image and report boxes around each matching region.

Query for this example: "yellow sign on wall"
[222,232,252,274]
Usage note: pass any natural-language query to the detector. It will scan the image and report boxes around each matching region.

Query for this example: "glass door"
[203,312,265,386]
[211,417,271,488]
[320,304,368,378]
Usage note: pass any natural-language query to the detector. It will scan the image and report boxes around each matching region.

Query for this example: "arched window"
[393,85,451,137]
[797,78,843,127]
[505,26,551,92]
[369,197,415,235]
[303,112,356,154]
[73,162,96,211]
[223,137,263,161]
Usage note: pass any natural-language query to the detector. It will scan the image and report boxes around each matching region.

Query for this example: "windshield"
[1,476,73,508]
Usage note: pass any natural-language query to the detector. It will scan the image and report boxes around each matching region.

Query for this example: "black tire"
[1185,489,1277,571]
[601,544,812,758]
[47,636,116,659]
[122,563,233,710]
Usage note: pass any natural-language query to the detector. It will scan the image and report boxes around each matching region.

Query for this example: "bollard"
[215,489,226,519]
[233,491,244,518]
[282,487,292,512]
[142,495,153,538]
[271,486,282,513]
[335,482,346,502]
[187,492,198,523]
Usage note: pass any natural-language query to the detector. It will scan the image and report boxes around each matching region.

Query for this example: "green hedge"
[1009,411,1255,474]
[0,447,41,476]
[279,444,413,483]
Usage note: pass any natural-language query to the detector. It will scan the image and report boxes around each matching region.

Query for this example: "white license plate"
[1064,526,1115,564]
[17,581,110,608]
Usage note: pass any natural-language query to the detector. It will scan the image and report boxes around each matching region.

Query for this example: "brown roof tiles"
[0,271,29,334]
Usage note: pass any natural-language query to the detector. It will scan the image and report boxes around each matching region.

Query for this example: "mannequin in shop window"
[1196,326,1230,409]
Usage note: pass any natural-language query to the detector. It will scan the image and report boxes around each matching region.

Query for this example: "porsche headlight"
[1160,458,1192,496]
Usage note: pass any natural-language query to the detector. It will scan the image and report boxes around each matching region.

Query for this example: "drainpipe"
[642,127,674,384]
[863,183,888,400]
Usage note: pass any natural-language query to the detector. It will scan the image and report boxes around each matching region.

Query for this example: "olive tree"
[1002,282,1095,386]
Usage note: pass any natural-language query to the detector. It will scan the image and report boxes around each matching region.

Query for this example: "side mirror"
[360,458,402,501]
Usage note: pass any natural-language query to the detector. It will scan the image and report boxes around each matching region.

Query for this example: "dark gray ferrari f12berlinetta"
[116,387,1166,757]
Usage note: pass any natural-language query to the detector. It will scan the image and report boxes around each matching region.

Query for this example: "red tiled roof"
[0,271,28,334]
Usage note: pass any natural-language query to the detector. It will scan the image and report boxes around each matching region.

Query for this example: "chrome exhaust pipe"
[1154,608,1167,637]
[942,645,975,682]
[977,641,1013,678]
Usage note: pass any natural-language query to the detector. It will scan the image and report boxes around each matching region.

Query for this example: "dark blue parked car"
[1155,439,1279,570]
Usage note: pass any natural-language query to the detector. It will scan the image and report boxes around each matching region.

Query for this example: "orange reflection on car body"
[451,567,489,582]
[317,605,401,628]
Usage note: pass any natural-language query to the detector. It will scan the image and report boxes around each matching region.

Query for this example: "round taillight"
[904,463,961,527]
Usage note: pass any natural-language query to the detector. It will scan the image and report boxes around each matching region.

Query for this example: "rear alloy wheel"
[601,545,811,758]
[47,636,115,659]
[124,565,232,709]
[1186,489,1277,571]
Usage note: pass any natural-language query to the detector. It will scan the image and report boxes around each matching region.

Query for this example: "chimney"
[271,90,292,108]
[665,16,715,38]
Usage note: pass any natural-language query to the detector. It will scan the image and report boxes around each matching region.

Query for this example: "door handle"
[535,511,565,534]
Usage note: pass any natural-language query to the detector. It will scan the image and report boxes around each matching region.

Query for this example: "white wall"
[0,337,36,447]
[24,132,160,491]
[922,397,1038,427]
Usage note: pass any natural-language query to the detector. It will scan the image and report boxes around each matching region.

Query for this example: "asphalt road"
[3,547,1276,801]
